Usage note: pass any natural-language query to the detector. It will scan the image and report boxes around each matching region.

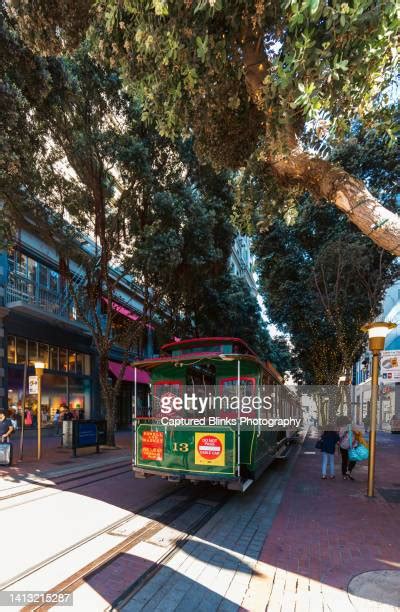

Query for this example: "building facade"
[352,280,400,430]
[0,228,151,429]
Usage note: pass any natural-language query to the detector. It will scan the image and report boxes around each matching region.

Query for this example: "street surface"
[0,430,398,611]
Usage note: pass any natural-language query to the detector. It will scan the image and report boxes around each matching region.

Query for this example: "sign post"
[19,361,27,461]
[33,363,45,461]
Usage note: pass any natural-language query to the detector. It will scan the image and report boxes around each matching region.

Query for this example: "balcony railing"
[6,274,77,321]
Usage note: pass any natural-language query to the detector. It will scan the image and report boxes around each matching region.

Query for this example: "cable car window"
[153,381,183,417]
[219,377,256,394]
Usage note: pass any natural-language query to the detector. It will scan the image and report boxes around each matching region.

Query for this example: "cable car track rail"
[20,486,231,612]
[0,485,187,593]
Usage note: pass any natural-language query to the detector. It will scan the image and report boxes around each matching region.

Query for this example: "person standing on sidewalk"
[0,412,14,443]
[53,409,61,435]
[0,412,14,466]
[319,430,340,479]
[339,425,357,480]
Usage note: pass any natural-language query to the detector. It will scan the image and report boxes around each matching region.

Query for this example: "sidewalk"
[244,431,400,611]
[0,428,131,481]
[123,432,400,611]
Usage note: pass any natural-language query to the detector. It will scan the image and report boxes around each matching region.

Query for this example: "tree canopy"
[1,9,288,387]
[7,0,400,253]
[255,126,399,384]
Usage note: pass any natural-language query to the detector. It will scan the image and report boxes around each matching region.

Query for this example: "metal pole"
[37,373,42,461]
[367,351,379,497]
[237,359,241,480]
[19,361,27,461]
[133,367,137,467]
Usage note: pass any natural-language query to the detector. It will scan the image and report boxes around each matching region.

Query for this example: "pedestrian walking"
[339,424,358,480]
[317,430,340,479]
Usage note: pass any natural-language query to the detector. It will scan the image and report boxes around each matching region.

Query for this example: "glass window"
[39,264,48,288]
[59,349,68,372]
[16,252,27,276]
[41,374,68,423]
[68,351,76,373]
[7,251,15,272]
[50,346,59,370]
[28,341,38,365]
[49,270,58,293]
[7,336,16,364]
[16,337,27,364]
[38,343,49,368]
[69,375,91,419]
[76,353,83,375]
[27,258,37,282]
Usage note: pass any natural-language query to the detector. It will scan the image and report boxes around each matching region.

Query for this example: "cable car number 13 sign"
[195,432,225,466]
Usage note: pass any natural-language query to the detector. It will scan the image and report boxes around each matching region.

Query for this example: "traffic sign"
[195,433,225,466]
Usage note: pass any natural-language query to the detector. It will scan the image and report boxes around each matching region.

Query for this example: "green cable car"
[133,337,299,492]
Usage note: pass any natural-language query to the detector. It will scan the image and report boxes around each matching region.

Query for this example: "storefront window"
[7,333,92,424]
[16,337,27,364]
[59,349,68,371]
[69,375,90,419]
[28,341,38,365]
[41,374,68,422]
[38,343,49,368]
[68,351,76,372]
[76,353,83,375]
[50,346,59,370]
[7,336,16,364]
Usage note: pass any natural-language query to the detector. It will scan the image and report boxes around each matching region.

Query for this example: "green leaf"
[309,0,320,15]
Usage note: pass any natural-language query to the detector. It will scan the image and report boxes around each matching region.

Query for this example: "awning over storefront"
[102,297,154,329]
[109,361,150,384]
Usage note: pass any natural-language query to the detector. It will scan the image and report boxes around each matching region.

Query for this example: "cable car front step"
[227,478,254,492]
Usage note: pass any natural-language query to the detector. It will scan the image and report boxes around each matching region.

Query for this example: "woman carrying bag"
[340,425,369,480]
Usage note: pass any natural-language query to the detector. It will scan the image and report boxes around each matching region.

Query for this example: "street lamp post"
[360,322,396,497]
[34,361,45,460]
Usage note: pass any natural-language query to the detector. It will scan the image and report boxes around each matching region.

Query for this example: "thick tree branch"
[271,151,400,255]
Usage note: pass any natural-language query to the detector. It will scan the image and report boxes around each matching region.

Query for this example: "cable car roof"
[160,336,257,356]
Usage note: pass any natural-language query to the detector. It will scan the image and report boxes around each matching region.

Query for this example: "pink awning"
[102,297,154,329]
[109,361,150,384]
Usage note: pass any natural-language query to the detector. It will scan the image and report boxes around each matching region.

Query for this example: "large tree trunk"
[270,151,400,256]
[99,355,116,446]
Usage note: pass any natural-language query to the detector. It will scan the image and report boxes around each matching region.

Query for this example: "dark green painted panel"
[136,424,236,475]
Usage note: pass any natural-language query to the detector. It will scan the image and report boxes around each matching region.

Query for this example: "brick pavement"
[121,432,400,611]
[121,444,301,612]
